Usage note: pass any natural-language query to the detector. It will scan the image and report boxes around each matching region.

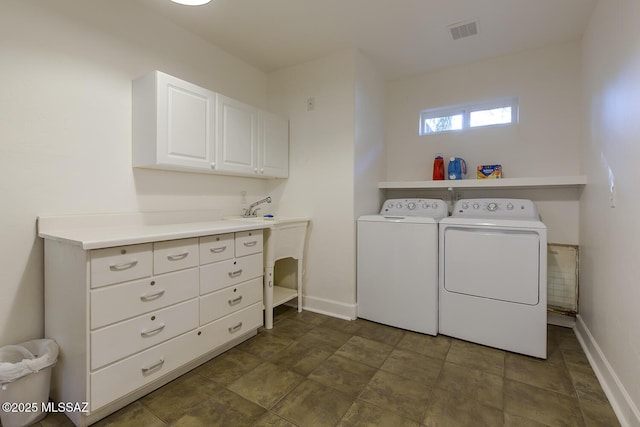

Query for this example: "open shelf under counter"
[379,175,587,190]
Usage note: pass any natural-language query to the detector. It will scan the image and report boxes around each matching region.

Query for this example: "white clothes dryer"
[439,198,547,358]
[357,199,448,335]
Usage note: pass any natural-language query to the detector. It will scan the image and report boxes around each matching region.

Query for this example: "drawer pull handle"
[243,241,258,247]
[228,269,243,278]
[140,323,166,337]
[109,260,138,271]
[228,322,243,334]
[141,358,165,374]
[140,289,165,301]
[210,246,227,253]
[228,296,243,306]
[167,252,188,261]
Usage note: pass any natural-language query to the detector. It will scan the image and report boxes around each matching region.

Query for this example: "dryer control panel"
[380,198,448,219]
[452,198,540,220]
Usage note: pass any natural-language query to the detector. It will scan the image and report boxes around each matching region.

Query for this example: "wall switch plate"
[306,97,315,111]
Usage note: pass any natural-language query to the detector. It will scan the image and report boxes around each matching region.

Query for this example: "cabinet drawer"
[91,244,153,288]
[196,302,263,356]
[200,233,234,265]
[235,230,263,257]
[200,252,263,295]
[154,238,199,274]
[91,299,198,370]
[200,277,262,325]
[90,268,198,329]
[90,329,201,411]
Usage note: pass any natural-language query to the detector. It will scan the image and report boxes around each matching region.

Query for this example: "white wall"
[267,50,358,318]
[385,42,584,244]
[579,0,640,424]
[0,0,272,346]
[354,53,386,220]
[386,41,583,180]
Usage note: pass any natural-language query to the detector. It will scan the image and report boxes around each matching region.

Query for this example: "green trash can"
[0,339,58,427]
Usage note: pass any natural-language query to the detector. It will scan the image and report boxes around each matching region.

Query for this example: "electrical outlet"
[306,97,315,111]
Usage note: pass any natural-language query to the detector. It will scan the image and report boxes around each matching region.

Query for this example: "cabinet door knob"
[211,162,216,169]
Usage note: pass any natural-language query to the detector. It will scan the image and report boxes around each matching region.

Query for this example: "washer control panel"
[452,198,539,220]
[380,198,448,219]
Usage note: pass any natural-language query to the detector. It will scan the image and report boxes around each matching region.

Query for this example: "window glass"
[419,97,518,136]
[423,114,463,134]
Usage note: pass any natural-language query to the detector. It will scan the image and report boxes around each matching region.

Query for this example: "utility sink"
[225,215,310,329]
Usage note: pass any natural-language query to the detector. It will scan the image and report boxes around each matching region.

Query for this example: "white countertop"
[37,211,309,250]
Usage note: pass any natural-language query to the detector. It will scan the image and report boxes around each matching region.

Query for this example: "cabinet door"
[216,95,258,175]
[259,112,289,178]
[156,72,216,171]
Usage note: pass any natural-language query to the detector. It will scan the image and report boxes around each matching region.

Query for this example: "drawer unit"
[153,238,199,274]
[91,299,198,370]
[199,252,262,295]
[200,277,262,325]
[235,230,263,257]
[90,244,153,288]
[200,233,234,265]
[42,222,265,426]
[90,268,199,329]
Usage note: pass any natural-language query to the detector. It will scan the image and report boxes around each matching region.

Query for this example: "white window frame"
[419,96,518,136]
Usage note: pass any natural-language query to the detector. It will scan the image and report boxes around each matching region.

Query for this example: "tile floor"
[35,307,619,427]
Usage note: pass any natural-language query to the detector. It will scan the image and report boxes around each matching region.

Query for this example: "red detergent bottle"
[432,154,444,180]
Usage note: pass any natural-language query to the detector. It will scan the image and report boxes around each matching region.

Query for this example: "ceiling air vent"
[448,20,479,41]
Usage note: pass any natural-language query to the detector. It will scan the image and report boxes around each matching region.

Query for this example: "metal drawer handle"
[228,269,243,278]
[141,358,165,374]
[210,246,227,253]
[243,241,258,247]
[228,296,243,306]
[140,323,166,337]
[228,322,243,334]
[140,289,165,301]
[167,252,188,261]
[109,260,138,271]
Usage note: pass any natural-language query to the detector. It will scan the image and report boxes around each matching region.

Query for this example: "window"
[419,97,518,135]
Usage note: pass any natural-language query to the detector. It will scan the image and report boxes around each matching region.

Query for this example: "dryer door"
[443,227,541,305]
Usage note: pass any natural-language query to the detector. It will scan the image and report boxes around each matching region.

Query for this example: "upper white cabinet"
[216,94,289,178]
[216,94,259,176]
[133,71,217,172]
[133,71,288,179]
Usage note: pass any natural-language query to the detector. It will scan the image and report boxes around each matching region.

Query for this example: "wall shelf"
[379,175,586,190]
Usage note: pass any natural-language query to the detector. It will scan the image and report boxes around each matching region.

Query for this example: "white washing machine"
[357,198,448,335]
[439,198,547,358]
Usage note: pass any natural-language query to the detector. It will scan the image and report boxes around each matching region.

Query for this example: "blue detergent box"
[477,164,503,179]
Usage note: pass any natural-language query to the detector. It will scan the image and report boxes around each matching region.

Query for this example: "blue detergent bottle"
[448,157,467,180]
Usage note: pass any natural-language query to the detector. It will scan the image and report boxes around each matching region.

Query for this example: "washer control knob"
[396,203,402,209]
[432,203,438,208]
[422,203,429,209]
[487,202,498,212]
[407,202,416,210]
[473,203,480,209]
[387,202,394,208]
[462,203,469,209]
[507,203,514,210]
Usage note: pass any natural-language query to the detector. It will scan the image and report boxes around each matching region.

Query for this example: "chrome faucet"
[242,196,272,217]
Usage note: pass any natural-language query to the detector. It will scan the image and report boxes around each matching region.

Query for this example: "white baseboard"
[301,295,357,320]
[574,315,640,427]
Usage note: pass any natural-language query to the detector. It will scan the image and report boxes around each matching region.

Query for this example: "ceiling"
[137,0,598,79]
